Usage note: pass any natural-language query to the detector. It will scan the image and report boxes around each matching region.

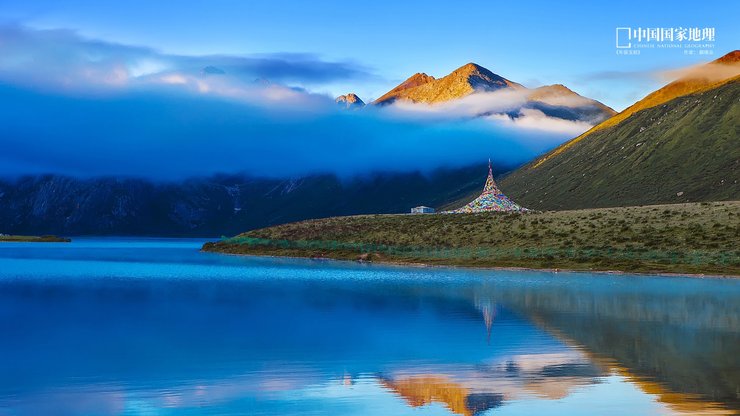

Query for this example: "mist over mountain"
[0,25,615,180]
[371,63,615,123]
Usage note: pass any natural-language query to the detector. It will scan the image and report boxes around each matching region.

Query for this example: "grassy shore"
[0,235,71,243]
[203,201,740,276]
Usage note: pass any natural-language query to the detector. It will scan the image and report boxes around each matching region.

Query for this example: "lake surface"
[0,238,738,416]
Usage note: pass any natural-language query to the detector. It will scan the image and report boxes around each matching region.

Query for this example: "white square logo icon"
[616,27,632,48]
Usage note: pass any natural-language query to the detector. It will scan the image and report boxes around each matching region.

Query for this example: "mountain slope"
[500,77,740,210]
[530,50,740,169]
[374,72,436,104]
[373,63,523,105]
[592,50,740,133]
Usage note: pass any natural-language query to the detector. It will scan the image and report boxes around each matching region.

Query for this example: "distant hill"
[500,51,740,210]
[372,62,615,123]
[0,165,492,236]
[335,93,365,108]
[524,84,617,123]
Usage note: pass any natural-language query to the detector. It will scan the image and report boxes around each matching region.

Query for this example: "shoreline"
[201,247,739,279]
[204,201,740,278]
[0,235,71,243]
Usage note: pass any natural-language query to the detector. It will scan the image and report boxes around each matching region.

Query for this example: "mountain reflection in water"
[0,238,737,415]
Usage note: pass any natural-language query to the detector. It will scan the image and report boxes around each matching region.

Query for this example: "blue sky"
[1,0,736,109]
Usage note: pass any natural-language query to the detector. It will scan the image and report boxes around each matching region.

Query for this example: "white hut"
[410,206,435,214]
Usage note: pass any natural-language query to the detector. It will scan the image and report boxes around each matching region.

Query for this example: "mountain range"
[500,50,740,210]
[337,62,616,123]
[0,166,490,236]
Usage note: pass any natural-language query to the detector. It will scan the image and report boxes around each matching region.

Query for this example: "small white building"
[410,206,435,214]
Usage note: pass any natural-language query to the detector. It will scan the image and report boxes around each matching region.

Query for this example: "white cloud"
[487,109,593,136]
[0,24,597,178]
[385,89,529,120]
[0,24,374,96]
[381,89,598,136]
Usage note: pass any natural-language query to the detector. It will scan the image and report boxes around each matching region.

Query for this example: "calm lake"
[0,238,737,415]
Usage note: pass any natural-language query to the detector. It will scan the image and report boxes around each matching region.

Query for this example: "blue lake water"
[0,238,738,415]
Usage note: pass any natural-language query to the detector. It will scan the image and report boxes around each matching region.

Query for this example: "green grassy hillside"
[203,201,740,276]
[498,79,739,210]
